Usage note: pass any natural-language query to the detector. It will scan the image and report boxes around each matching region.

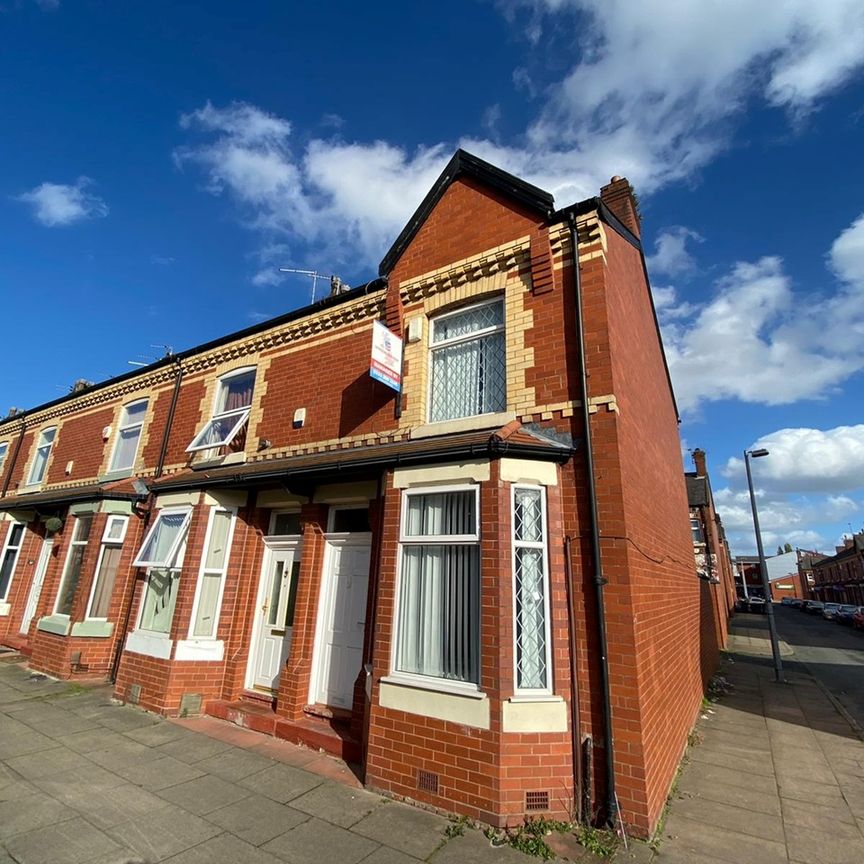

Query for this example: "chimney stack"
[600,176,641,238]
[692,448,707,478]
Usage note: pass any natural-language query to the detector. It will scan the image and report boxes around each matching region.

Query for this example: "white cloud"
[17,177,108,227]
[724,426,864,494]
[646,227,702,277]
[176,3,864,275]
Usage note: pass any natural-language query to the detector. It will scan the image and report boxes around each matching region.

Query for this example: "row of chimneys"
[6,378,94,419]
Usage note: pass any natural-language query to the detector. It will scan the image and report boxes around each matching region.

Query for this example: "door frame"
[20,536,54,635]
[308,532,372,708]
[245,537,302,693]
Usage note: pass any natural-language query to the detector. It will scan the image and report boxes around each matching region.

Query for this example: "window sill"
[508,694,563,704]
[70,620,115,638]
[99,468,133,483]
[20,484,44,495]
[379,678,490,729]
[380,674,485,700]
[409,411,516,440]
[0,602,11,617]
[175,639,224,662]
[37,614,71,636]
[124,629,173,660]
[191,451,247,471]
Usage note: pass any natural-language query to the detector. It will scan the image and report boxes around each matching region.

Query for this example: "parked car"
[822,602,843,620]
[804,601,825,614]
[789,598,804,608]
[781,597,797,606]
[836,605,863,626]
[747,596,767,614]
[853,608,864,630]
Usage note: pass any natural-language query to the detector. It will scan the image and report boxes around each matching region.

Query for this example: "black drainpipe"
[568,212,617,827]
[110,357,184,684]
[1,420,27,498]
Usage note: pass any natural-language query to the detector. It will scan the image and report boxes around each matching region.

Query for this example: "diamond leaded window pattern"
[513,487,549,691]
[429,300,506,423]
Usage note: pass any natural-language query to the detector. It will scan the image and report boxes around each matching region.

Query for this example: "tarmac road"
[773,604,864,731]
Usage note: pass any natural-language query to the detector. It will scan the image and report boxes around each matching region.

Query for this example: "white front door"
[312,538,371,709]
[248,543,302,692]
[20,537,53,635]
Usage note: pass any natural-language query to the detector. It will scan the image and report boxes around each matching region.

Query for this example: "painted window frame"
[0,520,26,602]
[84,515,129,621]
[690,517,705,545]
[26,426,57,487]
[510,484,553,697]
[427,297,506,425]
[187,505,237,640]
[108,399,149,473]
[134,530,189,636]
[0,442,8,477]
[327,504,372,534]
[133,507,192,568]
[53,514,94,616]
[186,366,256,453]
[391,483,482,694]
[268,509,302,537]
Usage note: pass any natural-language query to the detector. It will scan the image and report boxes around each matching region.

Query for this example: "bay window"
[189,507,236,639]
[86,516,128,619]
[512,486,551,694]
[395,487,480,686]
[187,367,255,453]
[429,299,505,423]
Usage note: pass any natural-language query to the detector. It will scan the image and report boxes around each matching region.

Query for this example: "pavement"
[2,609,862,864]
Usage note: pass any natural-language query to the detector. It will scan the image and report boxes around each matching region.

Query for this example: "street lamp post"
[744,448,784,682]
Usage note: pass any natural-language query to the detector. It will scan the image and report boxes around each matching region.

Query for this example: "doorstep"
[205,697,362,763]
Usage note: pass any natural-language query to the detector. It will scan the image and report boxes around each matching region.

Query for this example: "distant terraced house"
[0,151,728,837]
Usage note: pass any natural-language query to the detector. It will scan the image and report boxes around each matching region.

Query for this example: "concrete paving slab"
[54,727,130,754]
[87,739,155,771]
[105,802,222,860]
[123,719,197,747]
[428,827,531,863]
[678,759,778,795]
[91,705,162,733]
[261,816,379,864]
[781,796,859,830]
[288,780,384,828]
[687,745,775,776]
[4,743,93,779]
[156,734,233,764]
[113,753,206,790]
[194,746,276,782]
[238,763,324,804]
[785,823,864,864]
[163,831,286,864]
[34,764,126,798]
[359,846,426,864]
[3,815,126,864]
[205,794,309,846]
[44,779,168,829]
[669,793,785,842]
[0,728,57,758]
[0,790,77,840]
[351,802,450,860]
[157,774,253,815]
[777,774,848,809]
[661,813,788,864]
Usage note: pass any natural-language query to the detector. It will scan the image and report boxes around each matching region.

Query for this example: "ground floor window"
[139,568,182,633]
[189,506,236,639]
[55,515,94,616]
[395,487,480,685]
[0,522,26,600]
[86,515,128,619]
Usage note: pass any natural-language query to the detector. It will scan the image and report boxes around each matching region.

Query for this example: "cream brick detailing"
[499,459,558,487]
[393,460,491,489]
[155,491,201,509]
[517,395,616,423]
[505,267,536,415]
[398,237,531,304]
[587,395,619,414]
[548,213,607,270]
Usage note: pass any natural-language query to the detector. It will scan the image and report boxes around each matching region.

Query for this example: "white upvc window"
[394,485,481,688]
[0,521,26,601]
[0,442,8,477]
[511,485,552,695]
[27,426,57,486]
[188,506,236,639]
[186,367,256,453]
[690,517,705,545]
[54,515,94,616]
[428,298,506,424]
[109,400,148,472]
[135,511,190,636]
[85,516,129,620]
[133,508,192,568]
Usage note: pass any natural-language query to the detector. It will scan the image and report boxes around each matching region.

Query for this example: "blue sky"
[2,1,864,557]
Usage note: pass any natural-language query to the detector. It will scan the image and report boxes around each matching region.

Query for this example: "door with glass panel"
[249,543,302,692]
[20,537,53,635]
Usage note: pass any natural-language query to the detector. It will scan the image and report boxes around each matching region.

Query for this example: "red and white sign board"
[370,320,403,392]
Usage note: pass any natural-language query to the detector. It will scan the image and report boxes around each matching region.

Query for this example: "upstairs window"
[0,442,8,477]
[187,368,255,453]
[27,427,57,486]
[429,299,506,423]
[690,517,705,545]
[109,400,148,472]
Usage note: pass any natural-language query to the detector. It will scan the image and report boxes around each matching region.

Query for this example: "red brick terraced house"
[808,534,864,605]
[0,151,725,837]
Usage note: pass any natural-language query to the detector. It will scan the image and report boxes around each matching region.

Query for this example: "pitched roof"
[378,149,555,277]
[0,479,140,512]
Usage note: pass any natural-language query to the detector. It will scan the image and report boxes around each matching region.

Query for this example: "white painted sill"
[380,674,487,700]
[174,639,225,662]
[409,411,516,440]
[508,694,564,704]
[124,629,173,660]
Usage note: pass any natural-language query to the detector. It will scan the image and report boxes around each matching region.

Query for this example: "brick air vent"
[180,693,203,716]
[127,683,142,705]
[417,770,440,795]
[525,791,550,812]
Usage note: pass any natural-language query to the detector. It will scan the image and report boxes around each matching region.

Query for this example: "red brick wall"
[47,408,114,485]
